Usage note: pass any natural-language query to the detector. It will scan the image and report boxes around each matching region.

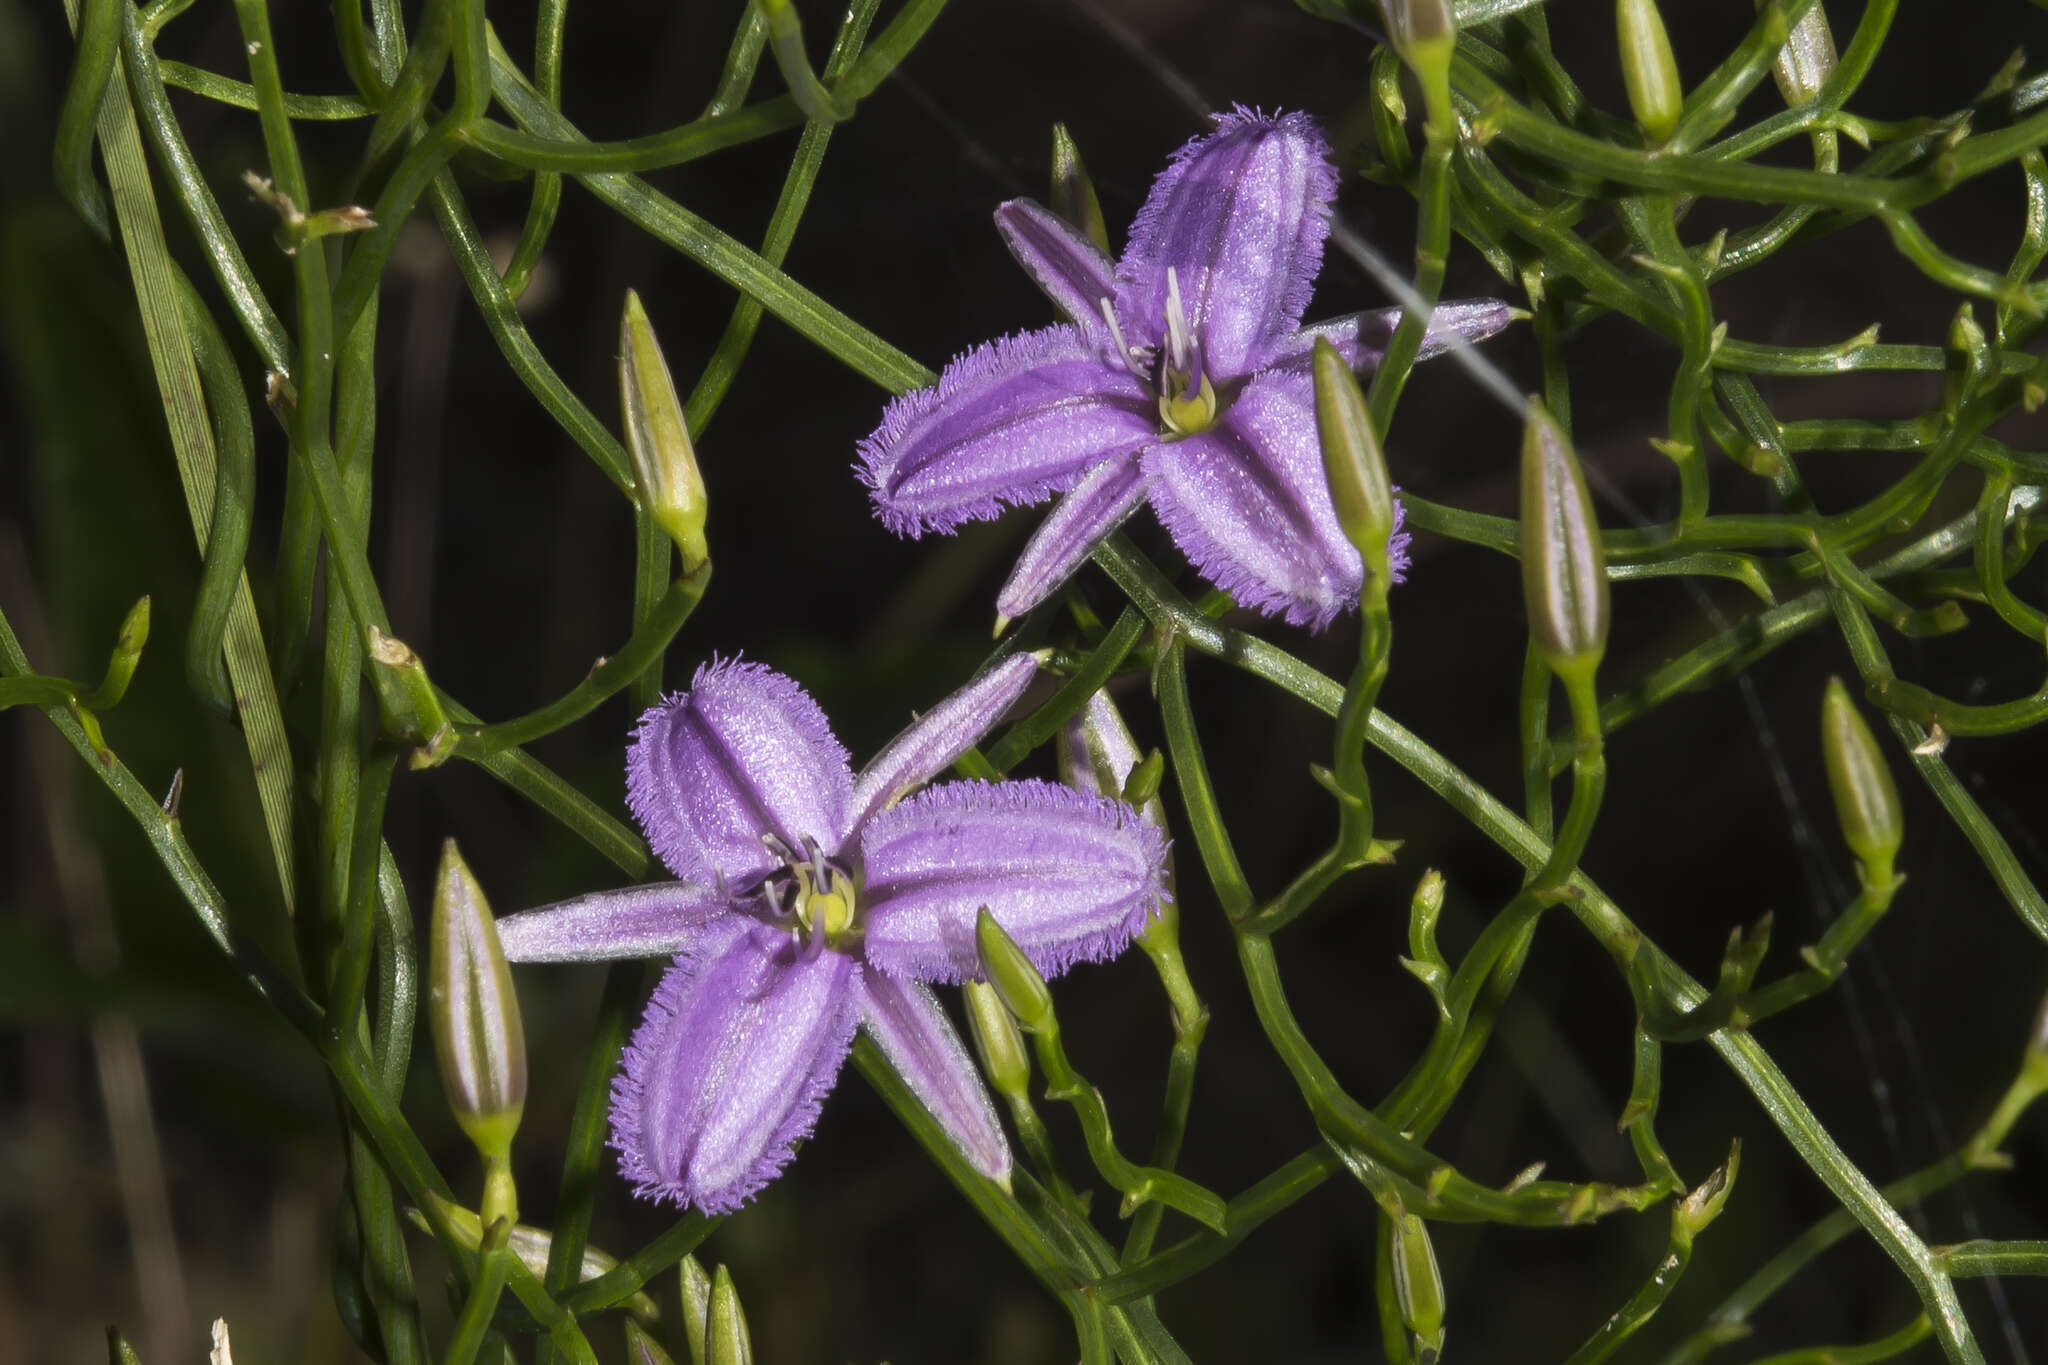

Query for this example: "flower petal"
[859,779,1169,984]
[849,654,1038,833]
[495,881,729,963]
[996,199,1119,341]
[1147,369,1388,630]
[627,659,854,887]
[1116,107,1337,378]
[1258,298,1517,373]
[994,454,1155,623]
[859,972,1012,1184]
[609,918,861,1213]
[858,326,1157,537]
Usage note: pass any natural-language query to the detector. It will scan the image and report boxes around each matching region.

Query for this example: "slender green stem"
[458,566,710,754]
[1025,1003,1228,1233]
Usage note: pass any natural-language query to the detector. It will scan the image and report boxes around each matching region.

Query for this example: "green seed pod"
[963,978,1033,1100]
[620,289,710,573]
[1767,0,1836,106]
[1519,401,1609,686]
[626,1320,678,1365]
[679,1255,713,1365]
[429,841,528,1174]
[705,1265,753,1365]
[1820,678,1902,882]
[1389,1212,1446,1361]
[975,907,1054,1034]
[1617,0,1684,144]
[1050,123,1111,255]
[1312,338,1398,585]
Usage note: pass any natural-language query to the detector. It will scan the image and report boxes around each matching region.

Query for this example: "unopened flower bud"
[1820,678,1902,883]
[430,841,528,1181]
[106,1329,142,1365]
[620,289,709,573]
[963,978,1033,1100]
[1382,0,1456,133]
[1313,339,1398,586]
[1390,1212,1446,1362]
[626,1321,677,1365]
[1050,123,1111,255]
[1766,0,1836,106]
[705,1265,753,1365]
[1519,401,1609,686]
[976,907,1053,1033]
[679,1255,713,1365]
[1617,0,1684,144]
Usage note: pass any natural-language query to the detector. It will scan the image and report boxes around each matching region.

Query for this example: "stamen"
[1099,297,1149,386]
[1164,267,1195,378]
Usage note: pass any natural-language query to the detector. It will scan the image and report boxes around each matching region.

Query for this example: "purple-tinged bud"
[1767,0,1836,107]
[1519,402,1609,686]
[963,978,1033,1100]
[430,841,528,1186]
[626,1321,677,1365]
[1821,678,1902,883]
[1050,123,1111,256]
[1616,0,1684,145]
[1675,1141,1741,1235]
[1389,1212,1446,1362]
[620,290,710,573]
[705,1265,753,1365]
[1313,338,1398,587]
[976,907,1054,1034]
[679,1255,712,1365]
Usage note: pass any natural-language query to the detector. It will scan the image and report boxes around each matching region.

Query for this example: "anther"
[1100,298,1150,386]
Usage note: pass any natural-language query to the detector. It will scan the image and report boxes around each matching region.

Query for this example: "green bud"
[429,841,528,1179]
[1389,1212,1446,1361]
[1050,123,1111,255]
[620,289,710,573]
[1058,691,1169,831]
[679,1255,713,1365]
[705,1265,754,1365]
[626,1321,678,1365]
[107,1329,142,1365]
[1767,0,1836,106]
[1312,338,1398,586]
[1382,0,1456,132]
[1616,0,1684,144]
[975,907,1054,1033]
[1820,678,1902,882]
[963,978,1033,1099]
[1519,401,1609,686]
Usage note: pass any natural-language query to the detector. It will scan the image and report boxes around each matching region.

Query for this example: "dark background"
[4,0,2048,1360]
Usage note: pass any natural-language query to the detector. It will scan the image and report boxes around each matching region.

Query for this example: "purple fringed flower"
[493,655,1170,1213]
[859,107,1514,630]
